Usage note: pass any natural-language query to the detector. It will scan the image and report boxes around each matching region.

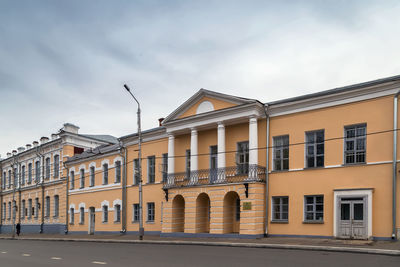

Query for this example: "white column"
[217,122,226,182]
[249,116,258,178]
[190,128,198,182]
[167,134,175,186]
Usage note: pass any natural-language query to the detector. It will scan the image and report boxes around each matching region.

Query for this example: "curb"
[1,237,399,256]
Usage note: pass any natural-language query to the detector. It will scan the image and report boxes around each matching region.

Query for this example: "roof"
[80,134,118,144]
[267,74,400,106]
[119,126,165,140]
[66,143,120,162]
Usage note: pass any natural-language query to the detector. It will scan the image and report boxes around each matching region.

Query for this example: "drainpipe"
[392,91,400,240]
[120,141,127,234]
[263,104,270,236]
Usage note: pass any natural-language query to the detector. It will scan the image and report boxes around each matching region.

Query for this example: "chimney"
[6,152,11,158]
[158,118,165,126]
[40,136,49,145]
[33,141,39,147]
[12,150,17,156]
[17,147,25,153]
[26,144,32,150]
[62,123,79,134]
[51,133,58,140]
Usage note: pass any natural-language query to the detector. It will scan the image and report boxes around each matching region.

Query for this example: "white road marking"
[92,261,107,265]
[51,257,62,260]
[22,254,31,257]
[1,251,7,254]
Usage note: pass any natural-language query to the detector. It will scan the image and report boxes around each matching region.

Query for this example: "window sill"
[102,221,108,224]
[69,223,74,225]
[270,169,290,173]
[146,221,155,224]
[303,166,325,171]
[114,221,121,224]
[270,220,289,224]
[303,220,324,224]
[342,162,366,167]
[131,221,139,224]
[79,222,84,225]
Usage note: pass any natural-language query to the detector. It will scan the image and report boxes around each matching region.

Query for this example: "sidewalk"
[1,233,400,256]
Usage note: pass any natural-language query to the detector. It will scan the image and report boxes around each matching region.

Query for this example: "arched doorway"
[223,191,240,234]
[171,195,185,232]
[195,193,210,233]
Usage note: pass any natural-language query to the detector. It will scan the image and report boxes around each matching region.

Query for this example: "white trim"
[113,199,122,207]
[333,189,373,239]
[78,202,86,210]
[101,200,109,207]
[69,203,76,210]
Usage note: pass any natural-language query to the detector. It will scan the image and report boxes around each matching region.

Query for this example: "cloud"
[0,0,400,155]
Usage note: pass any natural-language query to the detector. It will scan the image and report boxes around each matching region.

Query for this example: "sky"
[1,0,400,157]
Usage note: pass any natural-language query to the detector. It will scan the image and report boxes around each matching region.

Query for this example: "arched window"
[102,205,108,223]
[90,166,95,187]
[54,195,59,218]
[103,164,108,185]
[80,169,85,188]
[28,163,32,184]
[28,199,32,219]
[45,158,51,179]
[80,207,85,224]
[21,165,26,185]
[45,196,50,218]
[54,155,60,178]
[114,204,121,222]
[70,208,75,224]
[35,161,40,182]
[115,161,121,183]
[21,200,26,219]
[70,171,75,190]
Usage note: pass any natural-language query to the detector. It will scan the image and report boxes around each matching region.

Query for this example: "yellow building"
[3,75,400,240]
[0,123,117,234]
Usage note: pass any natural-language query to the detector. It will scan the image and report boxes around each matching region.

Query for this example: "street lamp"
[124,84,144,240]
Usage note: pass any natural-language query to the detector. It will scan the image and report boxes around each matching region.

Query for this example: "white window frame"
[344,124,366,164]
[102,205,108,223]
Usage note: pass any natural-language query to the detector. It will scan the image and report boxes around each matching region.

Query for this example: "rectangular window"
[54,195,59,218]
[236,142,249,174]
[28,163,32,184]
[273,135,289,171]
[185,150,191,179]
[133,159,139,185]
[21,200,26,219]
[102,206,108,223]
[115,161,121,183]
[80,169,85,188]
[70,208,74,224]
[103,164,108,185]
[13,168,17,186]
[35,161,40,182]
[133,204,139,222]
[8,170,11,188]
[28,199,32,219]
[272,196,289,222]
[304,195,324,222]
[345,124,366,164]
[147,202,155,222]
[34,198,39,219]
[148,156,155,183]
[70,171,75,190]
[162,153,168,182]
[80,207,85,224]
[45,196,50,218]
[306,130,324,168]
[2,203,6,220]
[54,155,59,178]
[45,158,51,179]
[2,172,5,189]
[90,167,95,187]
[114,204,121,222]
[21,165,26,185]
[8,202,11,220]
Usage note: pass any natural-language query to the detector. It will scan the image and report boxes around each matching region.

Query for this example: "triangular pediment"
[163,89,256,124]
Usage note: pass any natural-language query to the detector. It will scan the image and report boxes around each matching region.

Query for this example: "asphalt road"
[0,239,399,267]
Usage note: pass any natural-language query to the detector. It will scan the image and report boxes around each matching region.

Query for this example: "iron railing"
[163,164,266,189]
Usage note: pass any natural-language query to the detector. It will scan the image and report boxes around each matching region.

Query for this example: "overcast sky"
[1,0,400,156]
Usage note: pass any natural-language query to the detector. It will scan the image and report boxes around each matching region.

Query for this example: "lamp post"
[124,84,144,240]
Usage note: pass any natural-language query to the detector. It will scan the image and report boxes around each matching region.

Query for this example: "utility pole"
[124,84,144,240]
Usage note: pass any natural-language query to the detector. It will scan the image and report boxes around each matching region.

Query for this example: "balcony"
[163,164,266,189]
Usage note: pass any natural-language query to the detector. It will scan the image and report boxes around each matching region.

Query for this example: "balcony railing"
[163,164,266,189]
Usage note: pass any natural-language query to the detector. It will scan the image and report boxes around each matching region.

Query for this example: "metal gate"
[338,197,367,239]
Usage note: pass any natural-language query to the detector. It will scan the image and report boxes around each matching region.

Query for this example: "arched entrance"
[223,191,240,234]
[195,193,210,233]
[171,195,185,232]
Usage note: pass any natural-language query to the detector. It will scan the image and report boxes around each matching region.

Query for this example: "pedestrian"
[16,223,21,236]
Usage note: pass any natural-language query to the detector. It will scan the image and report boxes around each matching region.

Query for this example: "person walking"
[16,223,21,236]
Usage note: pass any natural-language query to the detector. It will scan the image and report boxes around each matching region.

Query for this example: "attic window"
[196,101,214,114]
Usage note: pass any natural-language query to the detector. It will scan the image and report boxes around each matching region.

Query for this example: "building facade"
[2,75,400,240]
[0,123,117,234]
